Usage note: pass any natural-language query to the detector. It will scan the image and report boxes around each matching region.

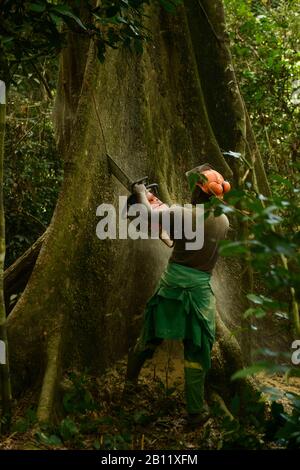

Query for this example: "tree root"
[4,231,46,314]
[209,391,235,421]
[37,324,62,424]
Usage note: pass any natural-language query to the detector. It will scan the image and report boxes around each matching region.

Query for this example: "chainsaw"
[107,154,173,248]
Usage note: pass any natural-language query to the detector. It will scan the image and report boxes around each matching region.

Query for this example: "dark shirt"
[168,207,229,273]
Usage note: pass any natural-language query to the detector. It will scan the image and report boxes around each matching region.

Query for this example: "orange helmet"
[186,163,231,197]
[197,169,231,197]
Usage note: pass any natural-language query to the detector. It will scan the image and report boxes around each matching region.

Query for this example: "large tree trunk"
[7,1,270,421]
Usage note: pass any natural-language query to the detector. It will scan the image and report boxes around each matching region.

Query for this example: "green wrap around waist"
[140,262,216,370]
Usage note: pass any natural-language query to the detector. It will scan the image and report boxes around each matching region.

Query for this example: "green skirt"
[140,262,216,370]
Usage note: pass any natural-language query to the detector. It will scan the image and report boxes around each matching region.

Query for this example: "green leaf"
[51,6,87,30]
[29,3,46,13]
[219,241,248,256]
[159,0,181,13]
[231,364,268,380]
[49,13,63,27]
[35,431,62,446]
[93,439,101,450]
[1,36,14,44]
[223,150,242,159]
[247,293,280,308]
[133,409,152,424]
[98,416,114,425]
[247,294,264,305]
[244,307,266,318]
[230,393,241,415]
[261,386,284,401]
[47,435,63,446]
[13,418,30,433]
[274,311,289,320]
[59,418,79,441]
[219,203,235,214]
[224,188,245,204]
[186,172,200,192]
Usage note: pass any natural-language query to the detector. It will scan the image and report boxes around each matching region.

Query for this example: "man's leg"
[183,340,209,425]
[125,337,163,385]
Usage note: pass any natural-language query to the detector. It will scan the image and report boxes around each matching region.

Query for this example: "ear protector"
[196,169,231,197]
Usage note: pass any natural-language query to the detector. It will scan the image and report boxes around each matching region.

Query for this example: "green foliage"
[211,388,266,449]
[0,0,183,81]
[216,386,300,449]
[275,392,300,448]
[263,389,300,449]
[62,372,98,414]
[214,109,299,448]
[59,417,79,441]
[35,431,63,447]
[224,0,300,176]
[12,368,298,450]
[133,408,152,424]
[218,416,265,449]
[12,407,37,433]
[4,70,62,266]
[218,168,300,298]
[211,156,299,448]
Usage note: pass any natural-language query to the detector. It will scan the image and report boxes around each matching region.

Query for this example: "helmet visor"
[185,163,212,192]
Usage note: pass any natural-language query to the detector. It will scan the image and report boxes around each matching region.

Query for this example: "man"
[125,163,230,426]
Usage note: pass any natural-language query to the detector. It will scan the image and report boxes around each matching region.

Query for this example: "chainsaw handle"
[146,183,159,196]
[131,176,148,193]
[131,178,159,197]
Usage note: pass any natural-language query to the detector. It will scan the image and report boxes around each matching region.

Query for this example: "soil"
[0,342,299,450]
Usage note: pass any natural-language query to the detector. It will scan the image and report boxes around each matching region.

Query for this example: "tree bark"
[7,2,272,421]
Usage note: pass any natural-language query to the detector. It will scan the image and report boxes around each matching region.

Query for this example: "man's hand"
[132,183,151,209]
[132,183,147,194]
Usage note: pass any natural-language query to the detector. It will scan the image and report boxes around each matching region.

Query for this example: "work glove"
[132,183,147,194]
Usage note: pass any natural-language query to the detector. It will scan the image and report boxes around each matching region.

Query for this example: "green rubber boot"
[184,366,210,427]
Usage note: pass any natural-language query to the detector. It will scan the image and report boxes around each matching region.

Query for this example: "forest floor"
[1,343,299,450]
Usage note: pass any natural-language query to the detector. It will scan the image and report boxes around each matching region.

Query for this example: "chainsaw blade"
[107,153,133,192]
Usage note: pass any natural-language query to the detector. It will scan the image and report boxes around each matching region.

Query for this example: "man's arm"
[132,184,196,242]
[133,184,175,244]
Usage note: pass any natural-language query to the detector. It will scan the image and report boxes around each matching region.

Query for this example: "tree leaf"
[35,431,62,446]
[231,364,268,380]
[59,418,79,441]
[244,307,266,318]
[29,3,46,13]
[52,6,87,30]
[223,150,242,159]
[219,241,248,256]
